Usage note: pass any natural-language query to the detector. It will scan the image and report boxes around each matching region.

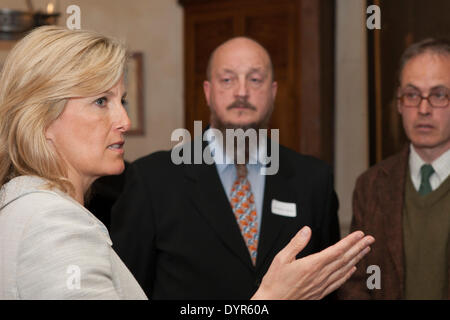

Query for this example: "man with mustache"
[110,37,373,299]
[339,38,450,299]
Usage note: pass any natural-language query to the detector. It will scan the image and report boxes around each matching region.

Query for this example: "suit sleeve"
[319,167,341,300]
[320,166,341,249]
[110,160,156,298]
[337,175,371,299]
[17,196,121,299]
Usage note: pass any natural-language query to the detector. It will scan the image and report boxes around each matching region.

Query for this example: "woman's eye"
[94,97,107,107]
[121,98,128,106]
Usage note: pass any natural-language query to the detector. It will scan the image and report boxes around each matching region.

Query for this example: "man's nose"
[418,97,432,115]
[235,78,249,98]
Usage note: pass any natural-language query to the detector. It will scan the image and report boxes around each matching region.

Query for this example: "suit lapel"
[256,152,296,271]
[378,146,409,291]
[184,160,254,271]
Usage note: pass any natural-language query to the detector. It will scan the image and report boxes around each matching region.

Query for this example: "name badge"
[271,199,297,218]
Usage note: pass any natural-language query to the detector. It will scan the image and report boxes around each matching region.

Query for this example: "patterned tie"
[418,164,435,196]
[230,164,259,265]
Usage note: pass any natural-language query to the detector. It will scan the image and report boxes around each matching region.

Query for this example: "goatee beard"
[209,100,274,163]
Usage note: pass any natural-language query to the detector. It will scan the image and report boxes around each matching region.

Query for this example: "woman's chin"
[103,162,126,176]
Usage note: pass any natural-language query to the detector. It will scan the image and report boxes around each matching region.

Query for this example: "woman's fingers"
[313,236,374,297]
[325,235,375,275]
[253,228,375,300]
[291,233,374,299]
[316,233,375,273]
[321,266,358,299]
[275,226,312,264]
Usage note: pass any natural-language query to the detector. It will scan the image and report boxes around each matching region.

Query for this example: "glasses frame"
[397,90,450,109]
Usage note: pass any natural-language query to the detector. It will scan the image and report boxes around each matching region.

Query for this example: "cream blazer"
[0,175,147,300]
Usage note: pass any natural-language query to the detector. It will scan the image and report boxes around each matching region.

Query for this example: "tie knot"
[420,164,435,180]
[236,164,248,178]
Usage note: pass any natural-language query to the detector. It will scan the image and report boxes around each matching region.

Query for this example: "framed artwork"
[125,52,145,135]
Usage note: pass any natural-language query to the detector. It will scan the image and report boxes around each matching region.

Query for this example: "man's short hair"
[397,37,450,84]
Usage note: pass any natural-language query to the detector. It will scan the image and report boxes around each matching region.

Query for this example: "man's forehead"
[401,53,450,86]
[212,39,270,66]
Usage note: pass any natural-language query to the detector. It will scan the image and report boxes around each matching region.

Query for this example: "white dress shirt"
[409,145,450,192]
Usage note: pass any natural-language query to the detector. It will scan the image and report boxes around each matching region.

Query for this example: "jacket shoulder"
[356,149,407,184]
[9,192,104,234]
[279,144,333,174]
[133,150,173,167]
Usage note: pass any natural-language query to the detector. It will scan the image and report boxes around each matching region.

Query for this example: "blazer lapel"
[378,146,409,291]
[184,161,255,271]
[256,154,297,271]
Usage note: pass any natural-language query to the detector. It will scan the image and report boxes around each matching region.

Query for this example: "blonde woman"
[0,26,147,299]
[0,26,374,300]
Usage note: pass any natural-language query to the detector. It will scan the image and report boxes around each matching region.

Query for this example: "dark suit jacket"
[110,142,340,299]
[338,146,450,299]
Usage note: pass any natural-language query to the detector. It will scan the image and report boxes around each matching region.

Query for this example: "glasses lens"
[402,90,421,107]
[429,93,449,108]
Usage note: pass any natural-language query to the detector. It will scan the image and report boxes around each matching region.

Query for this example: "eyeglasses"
[397,89,450,108]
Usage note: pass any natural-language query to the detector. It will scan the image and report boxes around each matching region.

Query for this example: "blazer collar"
[0,175,45,210]
[0,175,111,244]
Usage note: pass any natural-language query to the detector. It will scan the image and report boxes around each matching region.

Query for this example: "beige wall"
[335,0,369,236]
[0,0,184,162]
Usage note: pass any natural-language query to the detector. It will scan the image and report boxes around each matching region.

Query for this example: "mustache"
[226,100,257,111]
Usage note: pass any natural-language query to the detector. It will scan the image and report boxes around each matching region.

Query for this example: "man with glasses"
[339,38,450,300]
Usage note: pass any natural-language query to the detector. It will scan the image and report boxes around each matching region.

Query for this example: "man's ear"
[397,101,403,115]
[203,80,211,106]
[396,88,403,114]
[271,81,278,99]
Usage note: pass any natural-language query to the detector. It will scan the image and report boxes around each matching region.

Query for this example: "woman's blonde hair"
[0,26,127,194]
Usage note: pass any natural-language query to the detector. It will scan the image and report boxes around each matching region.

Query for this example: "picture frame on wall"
[125,52,145,135]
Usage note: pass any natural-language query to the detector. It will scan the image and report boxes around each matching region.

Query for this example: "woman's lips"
[107,142,125,154]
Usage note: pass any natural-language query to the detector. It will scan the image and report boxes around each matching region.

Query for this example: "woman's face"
[46,77,130,186]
